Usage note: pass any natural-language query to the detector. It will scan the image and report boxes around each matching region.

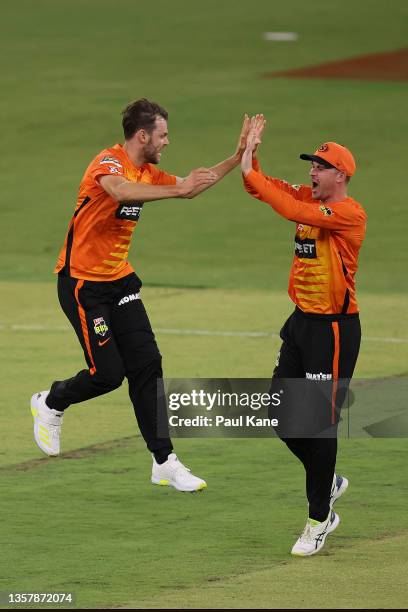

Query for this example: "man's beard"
[143,143,160,164]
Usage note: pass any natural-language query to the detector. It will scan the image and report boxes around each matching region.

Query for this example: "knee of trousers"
[91,364,126,391]
[126,355,163,382]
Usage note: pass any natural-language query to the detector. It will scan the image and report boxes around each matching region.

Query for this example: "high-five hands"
[241,114,266,176]
[179,114,264,199]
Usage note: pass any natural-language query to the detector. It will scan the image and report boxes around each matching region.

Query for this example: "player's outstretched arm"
[180,114,251,198]
[99,168,217,203]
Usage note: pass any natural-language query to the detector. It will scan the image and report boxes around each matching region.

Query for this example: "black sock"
[154,449,172,464]
[45,395,65,412]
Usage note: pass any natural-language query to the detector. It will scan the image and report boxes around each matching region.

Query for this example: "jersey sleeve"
[87,154,126,185]
[244,164,310,201]
[147,164,177,186]
[244,169,365,230]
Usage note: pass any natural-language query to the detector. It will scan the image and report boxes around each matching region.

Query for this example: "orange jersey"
[55,144,176,281]
[244,162,367,315]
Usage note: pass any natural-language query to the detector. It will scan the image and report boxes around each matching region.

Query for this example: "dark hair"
[121,98,168,140]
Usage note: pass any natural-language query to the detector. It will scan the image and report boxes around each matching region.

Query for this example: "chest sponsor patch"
[294,237,317,259]
[115,202,144,220]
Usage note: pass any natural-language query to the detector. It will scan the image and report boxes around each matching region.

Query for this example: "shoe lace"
[43,411,63,428]
[172,458,191,476]
[299,522,313,543]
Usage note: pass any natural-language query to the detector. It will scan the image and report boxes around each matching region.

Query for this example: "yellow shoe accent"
[196,482,207,491]
[157,479,170,486]
[31,407,38,417]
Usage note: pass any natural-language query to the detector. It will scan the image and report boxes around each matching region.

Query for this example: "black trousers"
[270,307,361,522]
[47,272,173,456]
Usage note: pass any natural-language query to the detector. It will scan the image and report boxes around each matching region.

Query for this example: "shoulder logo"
[318,143,329,152]
[99,156,123,168]
[319,205,333,216]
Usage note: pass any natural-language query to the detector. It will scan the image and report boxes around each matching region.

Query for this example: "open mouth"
[312,181,318,189]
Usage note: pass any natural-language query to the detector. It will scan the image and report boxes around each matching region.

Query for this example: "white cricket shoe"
[291,511,340,556]
[151,453,207,492]
[30,391,64,456]
[330,474,349,508]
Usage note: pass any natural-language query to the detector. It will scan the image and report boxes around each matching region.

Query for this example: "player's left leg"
[111,275,206,492]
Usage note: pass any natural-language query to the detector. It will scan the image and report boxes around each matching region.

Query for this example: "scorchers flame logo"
[93,317,109,337]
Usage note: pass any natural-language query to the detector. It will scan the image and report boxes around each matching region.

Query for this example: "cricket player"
[241,115,366,554]
[31,98,250,492]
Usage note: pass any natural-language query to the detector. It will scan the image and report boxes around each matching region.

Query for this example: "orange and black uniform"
[47,145,177,458]
[244,160,367,521]
[55,144,176,281]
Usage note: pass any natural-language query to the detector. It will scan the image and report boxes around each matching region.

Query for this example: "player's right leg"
[31,274,126,456]
[269,311,340,554]
[111,275,206,492]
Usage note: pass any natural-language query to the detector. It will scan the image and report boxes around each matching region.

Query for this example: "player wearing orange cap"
[30,98,250,493]
[241,116,366,555]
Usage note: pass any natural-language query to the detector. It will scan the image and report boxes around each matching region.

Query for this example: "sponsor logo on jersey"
[99,156,123,168]
[118,293,140,306]
[108,166,120,174]
[295,237,316,259]
[319,204,333,216]
[291,184,301,191]
[93,316,109,337]
[306,372,333,381]
[115,202,144,220]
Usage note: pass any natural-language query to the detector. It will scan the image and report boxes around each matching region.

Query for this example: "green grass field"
[1,0,408,609]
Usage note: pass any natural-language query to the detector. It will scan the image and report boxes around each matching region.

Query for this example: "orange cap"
[300,142,356,176]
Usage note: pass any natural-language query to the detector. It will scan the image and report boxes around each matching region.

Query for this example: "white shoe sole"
[331,477,349,507]
[151,476,207,492]
[291,513,340,557]
[31,393,59,457]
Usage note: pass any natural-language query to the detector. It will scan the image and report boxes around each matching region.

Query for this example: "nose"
[310,166,316,177]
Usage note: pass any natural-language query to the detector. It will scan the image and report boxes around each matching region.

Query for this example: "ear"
[336,170,346,183]
[136,129,150,144]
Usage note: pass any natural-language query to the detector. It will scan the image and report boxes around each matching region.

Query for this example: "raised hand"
[241,114,266,176]
[235,114,251,158]
[249,114,266,152]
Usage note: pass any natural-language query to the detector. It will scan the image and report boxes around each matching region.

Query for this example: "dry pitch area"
[270,47,408,81]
